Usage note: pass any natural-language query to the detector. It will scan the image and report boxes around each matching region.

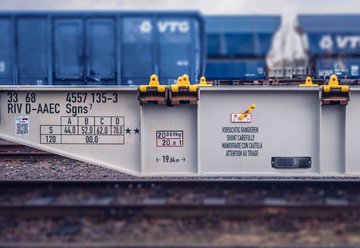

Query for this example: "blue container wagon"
[298,15,360,57]
[0,11,205,85]
[316,58,360,79]
[205,15,280,80]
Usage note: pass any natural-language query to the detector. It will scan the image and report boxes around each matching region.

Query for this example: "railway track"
[1,181,360,247]
[1,180,360,217]
[1,244,359,248]
[0,142,57,159]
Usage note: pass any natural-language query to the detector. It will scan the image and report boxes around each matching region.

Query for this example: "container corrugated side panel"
[303,32,360,56]
[121,14,204,85]
[257,33,276,57]
[206,16,281,57]
[208,33,275,57]
[206,59,265,80]
[121,16,154,85]
[86,18,116,85]
[0,17,13,85]
[0,12,205,86]
[225,33,254,57]
[316,58,360,78]
[54,18,85,84]
[298,15,360,33]
[17,16,48,85]
[207,33,222,57]
[298,15,360,56]
[158,16,198,84]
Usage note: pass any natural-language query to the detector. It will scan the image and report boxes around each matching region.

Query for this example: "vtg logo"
[319,35,360,50]
[140,20,190,34]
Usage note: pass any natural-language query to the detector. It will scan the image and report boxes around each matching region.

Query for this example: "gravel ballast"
[0,158,135,180]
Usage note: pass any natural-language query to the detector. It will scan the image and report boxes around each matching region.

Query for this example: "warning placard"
[221,126,263,157]
[156,130,183,147]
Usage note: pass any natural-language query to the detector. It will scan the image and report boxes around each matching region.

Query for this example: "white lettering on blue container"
[319,35,360,50]
[139,21,190,34]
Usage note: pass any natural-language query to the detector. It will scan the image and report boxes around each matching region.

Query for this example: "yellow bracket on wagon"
[194,76,212,87]
[299,76,318,87]
[138,74,167,105]
[171,74,197,93]
[139,74,166,93]
[322,74,349,93]
[170,74,198,105]
[320,74,350,105]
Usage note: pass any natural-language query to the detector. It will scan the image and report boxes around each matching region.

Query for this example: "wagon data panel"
[40,116,125,145]
[0,88,141,174]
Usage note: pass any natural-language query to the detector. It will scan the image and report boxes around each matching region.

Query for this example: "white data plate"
[230,113,251,123]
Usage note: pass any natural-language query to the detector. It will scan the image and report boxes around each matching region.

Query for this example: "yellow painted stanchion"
[171,74,197,93]
[169,74,199,105]
[322,74,349,93]
[299,76,318,87]
[320,74,350,105]
[194,76,212,87]
[138,74,167,105]
[139,74,166,93]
